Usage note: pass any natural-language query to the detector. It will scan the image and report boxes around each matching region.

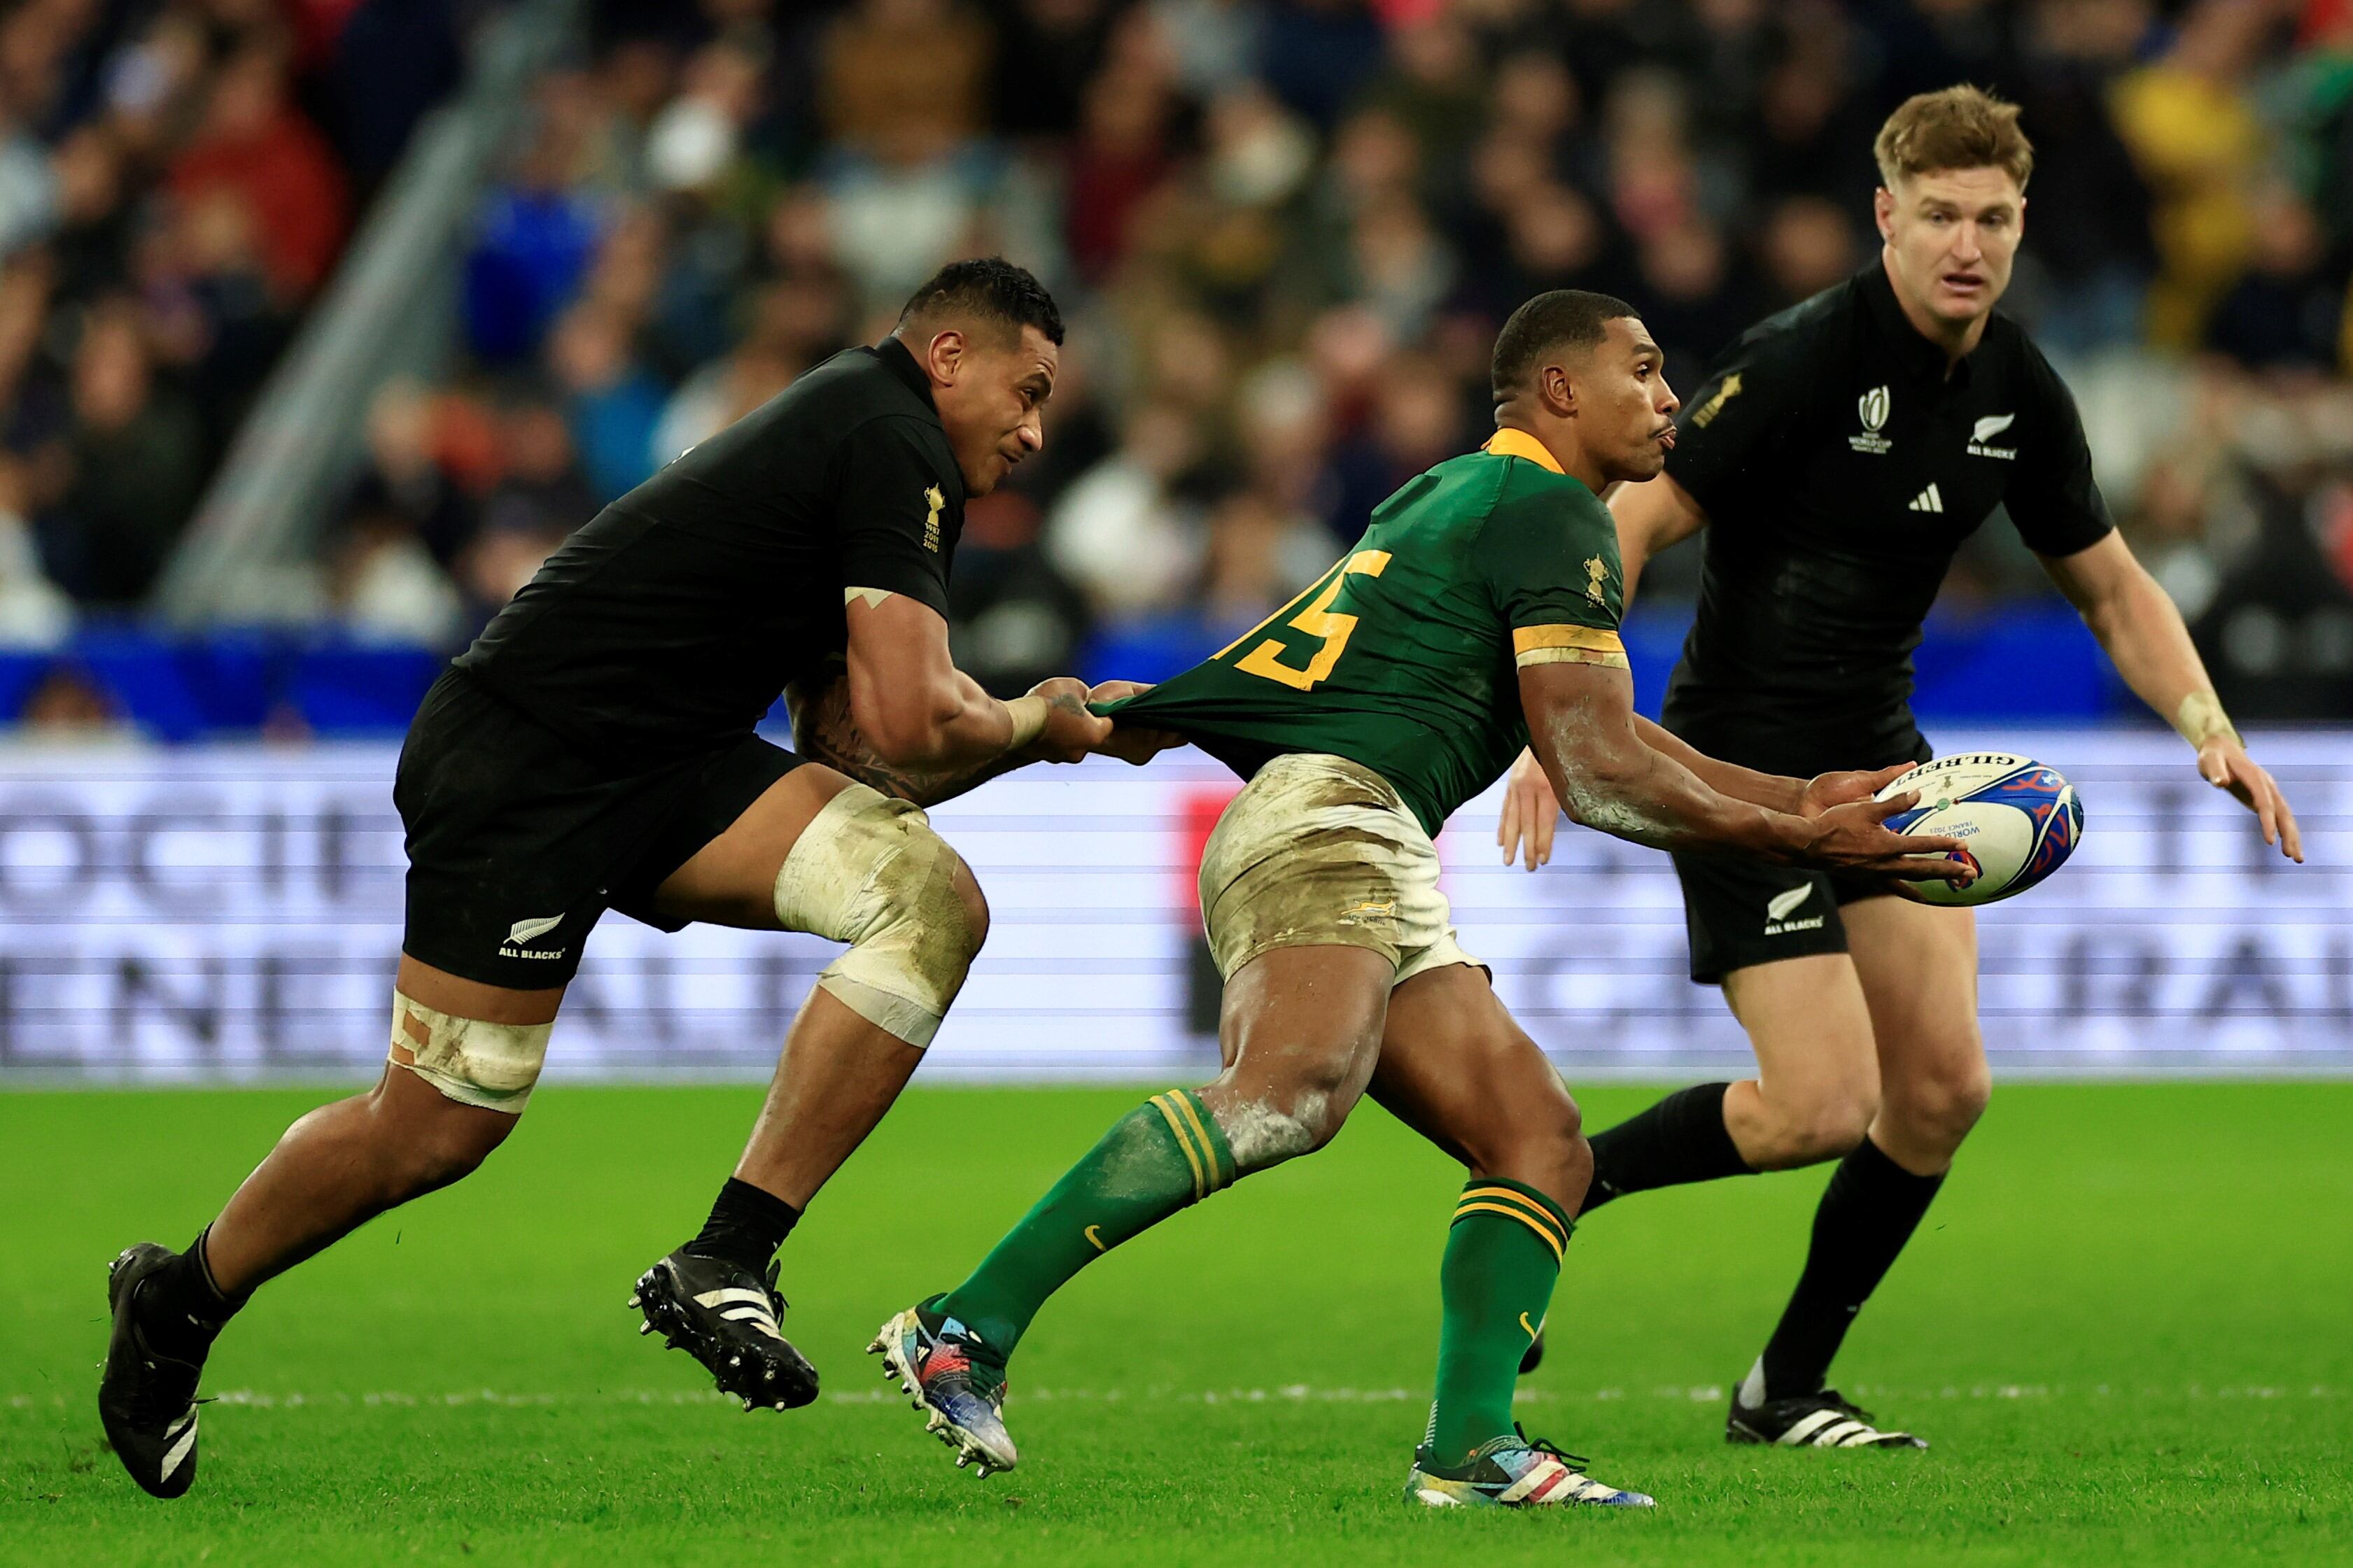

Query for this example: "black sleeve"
[1661,320,1817,521]
[2004,340,2114,558]
[834,416,957,617]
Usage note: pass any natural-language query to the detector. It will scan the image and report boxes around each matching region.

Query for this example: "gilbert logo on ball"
[1875,752,2084,907]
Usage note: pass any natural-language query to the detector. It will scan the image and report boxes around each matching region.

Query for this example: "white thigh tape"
[388,994,552,1114]
[771,784,978,1049]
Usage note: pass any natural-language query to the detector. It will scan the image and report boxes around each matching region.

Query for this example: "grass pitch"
[2,1082,2348,1567]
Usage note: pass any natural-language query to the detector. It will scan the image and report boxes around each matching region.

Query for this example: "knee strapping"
[388,994,551,1114]
[771,784,978,1049]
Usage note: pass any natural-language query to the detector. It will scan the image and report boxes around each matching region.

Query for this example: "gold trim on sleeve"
[1513,623,1628,670]
[1512,624,1624,656]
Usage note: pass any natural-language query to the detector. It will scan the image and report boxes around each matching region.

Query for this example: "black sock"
[1755,1136,1944,1401]
[681,1178,801,1274]
[137,1227,241,1362]
[1580,1082,1752,1213]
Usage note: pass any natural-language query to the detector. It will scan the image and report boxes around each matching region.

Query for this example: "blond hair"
[1874,85,2032,192]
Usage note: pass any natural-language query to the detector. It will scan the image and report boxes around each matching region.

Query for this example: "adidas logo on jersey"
[1907,483,1945,514]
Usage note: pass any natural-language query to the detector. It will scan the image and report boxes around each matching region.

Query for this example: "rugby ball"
[1874,752,2084,907]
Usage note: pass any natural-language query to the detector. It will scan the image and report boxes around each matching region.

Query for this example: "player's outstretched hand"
[1029,677,1112,764]
[1085,679,1188,765]
[2199,735,2303,863]
[1801,791,1977,884]
[1496,747,1558,870]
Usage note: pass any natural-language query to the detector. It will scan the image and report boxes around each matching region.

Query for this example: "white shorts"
[1197,752,1481,986]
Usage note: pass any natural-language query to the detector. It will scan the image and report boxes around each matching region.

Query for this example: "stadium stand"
[2,0,2350,738]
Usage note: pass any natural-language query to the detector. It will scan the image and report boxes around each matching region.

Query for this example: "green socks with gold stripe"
[936,1090,1236,1356]
[1428,1177,1575,1466]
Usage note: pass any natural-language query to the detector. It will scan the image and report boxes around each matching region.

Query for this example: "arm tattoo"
[787,675,1033,807]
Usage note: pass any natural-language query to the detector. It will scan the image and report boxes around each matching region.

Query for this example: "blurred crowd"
[17,0,2353,723]
[0,0,467,642]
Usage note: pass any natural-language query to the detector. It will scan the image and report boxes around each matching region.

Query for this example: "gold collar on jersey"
[1482,428,1564,474]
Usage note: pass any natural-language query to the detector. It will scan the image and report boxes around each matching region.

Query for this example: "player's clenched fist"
[1086,679,1188,766]
[1025,677,1114,763]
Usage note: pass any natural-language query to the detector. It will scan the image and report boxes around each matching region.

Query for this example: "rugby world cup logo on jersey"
[1967,412,2017,460]
[922,485,946,551]
[1850,386,1892,453]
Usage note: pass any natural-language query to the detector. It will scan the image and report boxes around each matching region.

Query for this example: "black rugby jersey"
[457,337,964,765]
[1658,262,2112,775]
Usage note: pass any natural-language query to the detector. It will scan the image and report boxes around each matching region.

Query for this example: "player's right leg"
[620,763,988,1409]
[1368,963,1652,1508]
[100,959,558,1497]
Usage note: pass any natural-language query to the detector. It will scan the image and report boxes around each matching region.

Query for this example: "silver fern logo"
[1968,411,2017,459]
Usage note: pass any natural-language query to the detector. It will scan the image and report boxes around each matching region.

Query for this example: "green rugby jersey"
[1103,430,1628,835]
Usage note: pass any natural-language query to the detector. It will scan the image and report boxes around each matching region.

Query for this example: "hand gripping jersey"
[1104,430,1627,835]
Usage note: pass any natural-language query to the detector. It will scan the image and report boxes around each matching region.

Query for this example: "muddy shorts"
[1197,752,1480,985]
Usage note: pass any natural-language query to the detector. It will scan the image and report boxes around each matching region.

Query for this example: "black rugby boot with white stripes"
[1727,1383,1926,1449]
[98,1244,209,1498]
[630,1250,820,1411]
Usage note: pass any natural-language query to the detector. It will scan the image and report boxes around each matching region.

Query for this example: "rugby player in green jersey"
[871,291,1973,1509]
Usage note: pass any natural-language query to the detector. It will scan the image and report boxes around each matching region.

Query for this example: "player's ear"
[1873,185,1895,242]
[924,329,967,387]
[1540,362,1575,419]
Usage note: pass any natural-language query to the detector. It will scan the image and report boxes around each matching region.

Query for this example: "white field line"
[6,1383,2338,1412]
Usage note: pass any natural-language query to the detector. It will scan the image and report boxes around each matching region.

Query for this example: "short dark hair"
[1491,290,1639,398]
[898,257,1065,347]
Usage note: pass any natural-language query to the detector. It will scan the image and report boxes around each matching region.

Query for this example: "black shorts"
[394,669,803,987]
[1660,710,1932,986]
[1671,854,1900,986]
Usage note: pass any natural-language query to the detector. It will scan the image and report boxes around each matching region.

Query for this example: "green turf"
[2,1082,2348,1567]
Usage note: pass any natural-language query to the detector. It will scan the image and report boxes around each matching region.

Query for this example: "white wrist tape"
[388,994,552,1114]
[2175,692,2242,749]
[771,783,982,1050]
[1004,693,1050,749]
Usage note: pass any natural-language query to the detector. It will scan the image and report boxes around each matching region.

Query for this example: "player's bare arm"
[1518,658,1969,880]
[842,591,1107,768]
[2038,531,2301,861]
[784,672,1079,807]
[1500,714,1920,870]
[1496,470,1708,867]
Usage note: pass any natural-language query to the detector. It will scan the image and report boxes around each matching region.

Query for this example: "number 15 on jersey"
[1217,550,1392,692]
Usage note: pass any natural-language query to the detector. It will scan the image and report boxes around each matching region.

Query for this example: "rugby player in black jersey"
[98,258,1149,1497]
[1497,87,2302,1450]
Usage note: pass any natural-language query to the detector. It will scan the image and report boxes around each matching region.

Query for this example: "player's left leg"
[1734,894,1983,1445]
[873,942,1393,1474]
[1369,963,1652,1508]
[626,763,990,1408]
